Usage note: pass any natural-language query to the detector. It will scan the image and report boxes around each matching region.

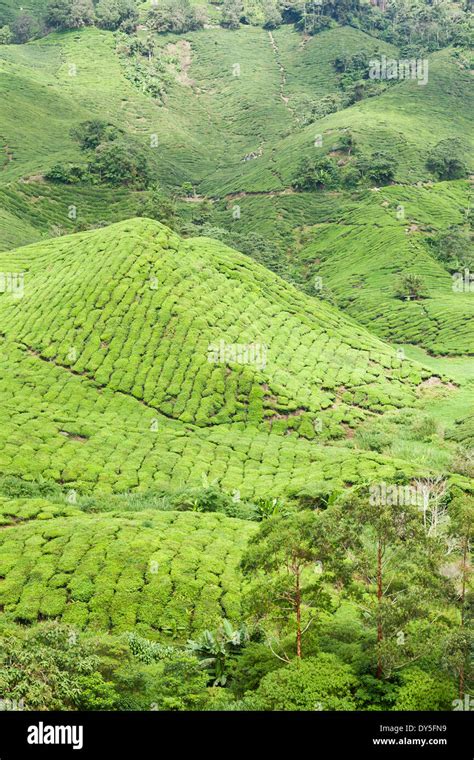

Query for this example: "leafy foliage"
[0,622,117,710]
[187,618,249,685]
[427,139,469,181]
[45,0,95,31]
[250,653,358,711]
[146,0,207,34]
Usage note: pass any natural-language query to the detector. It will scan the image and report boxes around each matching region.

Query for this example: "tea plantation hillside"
[0,1,473,715]
[294,181,474,355]
[0,497,256,635]
[0,22,472,362]
[0,335,436,497]
[0,26,471,192]
[0,218,433,428]
[0,219,444,496]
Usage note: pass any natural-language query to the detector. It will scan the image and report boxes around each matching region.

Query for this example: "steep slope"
[0,25,471,355]
[0,27,422,189]
[0,337,432,497]
[0,0,49,26]
[0,219,442,496]
[235,42,473,193]
[0,218,431,428]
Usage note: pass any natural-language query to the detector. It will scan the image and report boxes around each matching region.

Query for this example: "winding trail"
[267,31,299,123]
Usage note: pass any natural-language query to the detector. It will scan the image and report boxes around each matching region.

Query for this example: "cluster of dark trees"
[286,0,472,52]
[46,120,152,189]
[0,0,140,44]
[293,134,469,193]
[1,0,471,46]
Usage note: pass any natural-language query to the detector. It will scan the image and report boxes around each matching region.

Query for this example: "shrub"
[71,120,121,151]
[262,0,282,30]
[295,11,333,36]
[230,642,282,696]
[73,673,118,710]
[147,655,209,710]
[410,415,438,441]
[0,622,106,710]
[0,25,13,44]
[356,151,397,185]
[146,0,207,33]
[89,142,151,188]
[355,429,391,453]
[221,0,243,29]
[333,51,371,81]
[45,163,87,184]
[137,185,176,227]
[251,653,358,711]
[11,13,39,43]
[393,669,455,711]
[292,156,340,191]
[95,0,138,31]
[451,447,474,478]
[394,274,428,301]
[428,225,473,272]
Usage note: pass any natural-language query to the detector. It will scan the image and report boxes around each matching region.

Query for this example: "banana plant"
[186,619,249,686]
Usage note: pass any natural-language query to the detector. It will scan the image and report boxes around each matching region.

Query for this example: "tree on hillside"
[426,138,469,181]
[146,0,206,33]
[241,509,355,660]
[337,492,450,680]
[89,141,151,188]
[71,120,121,150]
[292,156,340,191]
[338,131,356,155]
[221,0,244,29]
[45,162,87,183]
[137,185,177,228]
[443,494,474,700]
[262,0,282,29]
[45,0,95,31]
[394,273,428,301]
[428,225,473,272]
[11,13,39,43]
[356,151,397,185]
[95,0,139,31]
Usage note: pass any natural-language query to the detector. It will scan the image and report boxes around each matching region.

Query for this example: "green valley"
[0,0,472,717]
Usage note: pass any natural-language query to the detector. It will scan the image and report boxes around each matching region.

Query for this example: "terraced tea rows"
[295,182,474,355]
[0,218,450,496]
[0,335,431,497]
[448,414,474,449]
[0,501,256,636]
[0,180,140,251]
[0,26,471,364]
[0,218,432,436]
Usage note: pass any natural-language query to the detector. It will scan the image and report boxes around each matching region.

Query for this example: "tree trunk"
[459,535,468,700]
[376,540,383,679]
[295,567,302,659]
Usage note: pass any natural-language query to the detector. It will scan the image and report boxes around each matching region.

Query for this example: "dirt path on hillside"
[267,31,299,123]
[178,187,297,203]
